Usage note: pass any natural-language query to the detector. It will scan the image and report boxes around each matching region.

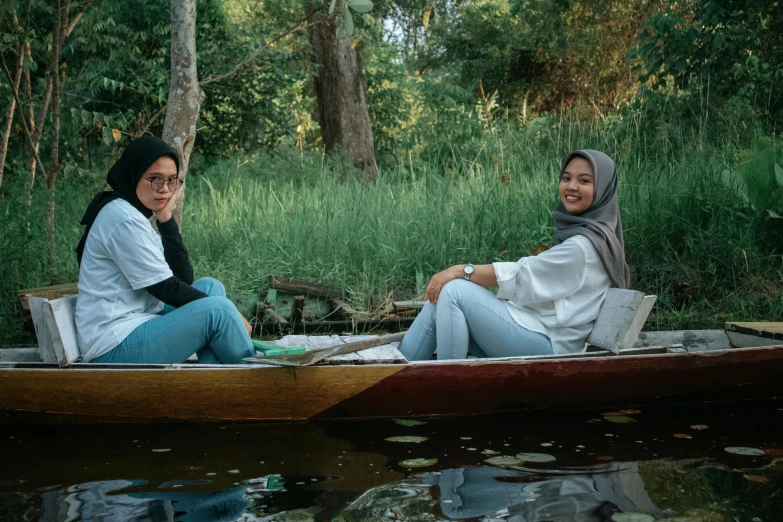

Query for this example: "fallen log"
[269,276,343,299]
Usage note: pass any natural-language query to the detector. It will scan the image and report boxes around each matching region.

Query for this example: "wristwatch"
[463,264,475,281]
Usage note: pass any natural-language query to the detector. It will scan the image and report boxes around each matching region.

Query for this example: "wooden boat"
[2,324,782,423]
[2,288,782,423]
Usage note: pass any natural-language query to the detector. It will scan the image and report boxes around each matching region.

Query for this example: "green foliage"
[722,139,783,220]
[3,116,783,346]
[634,0,783,123]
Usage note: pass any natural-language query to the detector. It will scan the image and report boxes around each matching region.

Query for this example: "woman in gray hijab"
[399,150,629,359]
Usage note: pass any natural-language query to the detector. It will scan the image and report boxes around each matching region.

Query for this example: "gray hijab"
[552,149,630,289]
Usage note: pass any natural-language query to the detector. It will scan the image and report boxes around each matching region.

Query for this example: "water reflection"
[37,480,250,522]
[336,463,662,521]
[428,464,661,520]
[1,402,782,521]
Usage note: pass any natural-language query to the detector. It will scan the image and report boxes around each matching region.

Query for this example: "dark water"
[2,401,783,521]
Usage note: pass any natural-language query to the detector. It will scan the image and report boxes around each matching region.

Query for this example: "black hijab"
[552,149,630,289]
[75,136,180,265]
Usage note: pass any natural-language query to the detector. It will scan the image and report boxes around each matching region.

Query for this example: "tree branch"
[135,10,325,138]
[199,11,323,87]
[0,52,49,184]
[64,0,90,41]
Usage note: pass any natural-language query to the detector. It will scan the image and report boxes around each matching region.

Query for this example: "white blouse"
[492,235,611,354]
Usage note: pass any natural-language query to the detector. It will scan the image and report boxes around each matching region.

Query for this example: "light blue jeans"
[399,279,553,360]
[92,277,255,365]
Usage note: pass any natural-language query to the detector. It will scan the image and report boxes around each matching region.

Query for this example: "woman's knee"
[440,279,474,302]
[193,277,226,297]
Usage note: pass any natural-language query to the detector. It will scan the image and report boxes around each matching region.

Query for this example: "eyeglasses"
[144,176,183,192]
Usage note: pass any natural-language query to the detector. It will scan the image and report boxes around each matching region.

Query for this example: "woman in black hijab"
[74,136,255,365]
[399,149,629,360]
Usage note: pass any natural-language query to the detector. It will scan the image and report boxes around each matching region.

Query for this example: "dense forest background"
[1,0,782,345]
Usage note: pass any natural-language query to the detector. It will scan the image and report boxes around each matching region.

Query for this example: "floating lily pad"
[385,436,428,443]
[517,452,556,462]
[485,455,523,467]
[673,433,692,439]
[393,419,427,427]
[619,409,641,415]
[725,446,765,456]
[399,458,437,468]
[763,448,783,456]
[603,415,637,424]
[587,419,602,423]
[485,453,556,467]
[744,474,769,483]
[481,449,500,455]
[610,514,654,522]
[690,424,708,430]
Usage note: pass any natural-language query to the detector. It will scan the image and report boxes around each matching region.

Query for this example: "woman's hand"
[426,265,464,304]
[154,186,180,224]
[241,315,253,336]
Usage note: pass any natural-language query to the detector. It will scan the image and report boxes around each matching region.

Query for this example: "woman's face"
[559,156,594,214]
[136,156,179,211]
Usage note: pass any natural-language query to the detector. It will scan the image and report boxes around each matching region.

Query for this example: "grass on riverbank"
[1,115,782,346]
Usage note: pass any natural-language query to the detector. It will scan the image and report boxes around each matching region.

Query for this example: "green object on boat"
[252,339,306,356]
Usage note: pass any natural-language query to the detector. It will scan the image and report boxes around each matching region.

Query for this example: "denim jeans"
[92,277,255,364]
[399,279,553,361]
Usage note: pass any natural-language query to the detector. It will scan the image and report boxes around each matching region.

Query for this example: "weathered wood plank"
[392,300,425,311]
[29,297,57,364]
[726,322,783,341]
[273,335,343,350]
[586,289,656,354]
[290,295,305,324]
[633,330,731,352]
[269,276,342,299]
[17,282,78,312]
[725,330,781,349]
[620,295,656,349]
[42,295,81,367]
[0,348,42,363]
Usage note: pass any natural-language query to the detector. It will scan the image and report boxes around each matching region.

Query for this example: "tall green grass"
[1,114,781,346]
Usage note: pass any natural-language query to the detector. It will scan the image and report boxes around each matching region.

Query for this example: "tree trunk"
[307,7,378,181]
[46,0,66,276]
[0,46,24,187]
[162,0,204,226]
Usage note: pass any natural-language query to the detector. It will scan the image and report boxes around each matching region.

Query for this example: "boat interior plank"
[632,330,731,352]
[725,330,782,348]
[0,348,42,363]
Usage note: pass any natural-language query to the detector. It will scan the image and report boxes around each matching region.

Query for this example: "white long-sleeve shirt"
[492,235,611,354]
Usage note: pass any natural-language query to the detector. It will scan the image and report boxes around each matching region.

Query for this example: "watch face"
[464,265,475,275]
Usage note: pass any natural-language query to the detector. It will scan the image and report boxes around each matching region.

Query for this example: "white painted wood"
[42,295,81,367]
[586,289,656,354]
[29,296,57,364]
[359,342,407,361]
[273,335,343,351]
[634,330,731,352]
[726,330,781,349]
[0,348,42,363]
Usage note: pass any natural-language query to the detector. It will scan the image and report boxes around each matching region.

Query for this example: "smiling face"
[559,156,595,214]
[135,156,179,211]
